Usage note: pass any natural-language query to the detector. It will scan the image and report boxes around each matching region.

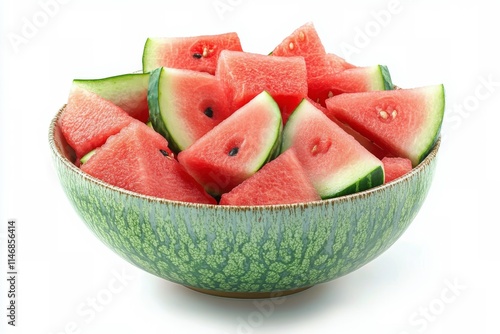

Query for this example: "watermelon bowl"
[49,105,440,299]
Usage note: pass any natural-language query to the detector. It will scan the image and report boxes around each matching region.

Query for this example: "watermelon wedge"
[306,97,388,159]
[148,67,231,152]
[282,99,384,199]
[73,73,150,123]
[59,86,133,162]
[81,121,215,204]
[177,91,282,196]
[382,157,413,183]
[325,84,445,166]
[309,65,393,105]
[216,50,307,123]
[142,33,243,74]
[220,148,320,206]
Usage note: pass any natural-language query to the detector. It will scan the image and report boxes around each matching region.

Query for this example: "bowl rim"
[49,105,440,210]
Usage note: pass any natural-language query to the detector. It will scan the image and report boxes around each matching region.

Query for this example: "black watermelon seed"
[228,147,239,156]
[159,149,169,157]
[204,107,214,118]
[193,53,202,59]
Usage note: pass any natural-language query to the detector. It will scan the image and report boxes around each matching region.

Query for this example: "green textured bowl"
[49,106,440,298]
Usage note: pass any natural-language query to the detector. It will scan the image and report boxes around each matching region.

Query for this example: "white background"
[1,0,499,333]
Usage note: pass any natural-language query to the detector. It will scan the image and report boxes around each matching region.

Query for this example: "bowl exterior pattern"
[50,110,438,294]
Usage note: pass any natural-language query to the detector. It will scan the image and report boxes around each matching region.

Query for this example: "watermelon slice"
[59,86,133,162]
[382,157,413,183]
[148,67,231,153]
[282,99,384,199]
[177,91,282,196]
[73,73,150,123]
[142,33,243,74]
[81,121,215,204]
[325,84,445,166]
[216,50,307,123]
[306,97,387,159]
[220,149,320,206]
[309,65,393,105]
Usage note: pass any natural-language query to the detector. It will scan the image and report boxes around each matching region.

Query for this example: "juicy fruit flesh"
[59,86,133,161]
[143,33,243,74]
[382,157,413,183]
[148,67,231,152]
[177,91,282,196]
[325,84,444,166]
[216,50,307,123]
[282,99,384,198]
[73,73,150,123]
[81,121,215,204]
[220,148,320,206]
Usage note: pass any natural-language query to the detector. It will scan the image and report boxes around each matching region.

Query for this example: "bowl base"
[185,285,312,299]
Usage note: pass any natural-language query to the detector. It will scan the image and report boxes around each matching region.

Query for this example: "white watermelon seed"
[391,110,398,119]
[328,91,334,98]
[299,31,305,41]
[289,42,294,50]
[379,110,389,119]
[203,47,209,57]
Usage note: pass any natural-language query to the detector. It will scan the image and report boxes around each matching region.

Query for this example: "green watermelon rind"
[282,99,384,199]
[147,68,180,151]
[142,38,160,73]
[73,73,150,121]
[415,84,445,164]
[379,65,394,90]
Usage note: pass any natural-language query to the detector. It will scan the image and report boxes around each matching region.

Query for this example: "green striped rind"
[142,38,162,73]
[416,84,445,165]
[379,65,394,90]
[147,67,179,152]
[335,165,384,198]
[73,73,149,113]
[147,68,178,151]
[50,107,439,293]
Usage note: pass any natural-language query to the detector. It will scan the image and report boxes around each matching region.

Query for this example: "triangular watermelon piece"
[382,157,413,183]
[177,91,282,196]
[220,148,320,206]
[59,86,133,162]
[325,85,445,166]
[73,73,150,123]
[216,50,307,123]
[282,99,384,199]
[81,121,216,204]
[148,67,231,152]
[142,32,243,74]
[309,65,394,106]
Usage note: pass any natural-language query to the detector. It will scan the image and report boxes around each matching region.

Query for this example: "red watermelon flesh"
[220,149,320,206]
[325,84,445,166]
[382,157,413,183]
[282,99,384,199]
[272,22,326,56]
[177,91,282,196]
[81,121,216,204]
[271,22,355,106]
[309,65,392,106]
[216,50,307,123]
[59,86,133,162]
[142,33,243,74]
[306,97,387,159]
